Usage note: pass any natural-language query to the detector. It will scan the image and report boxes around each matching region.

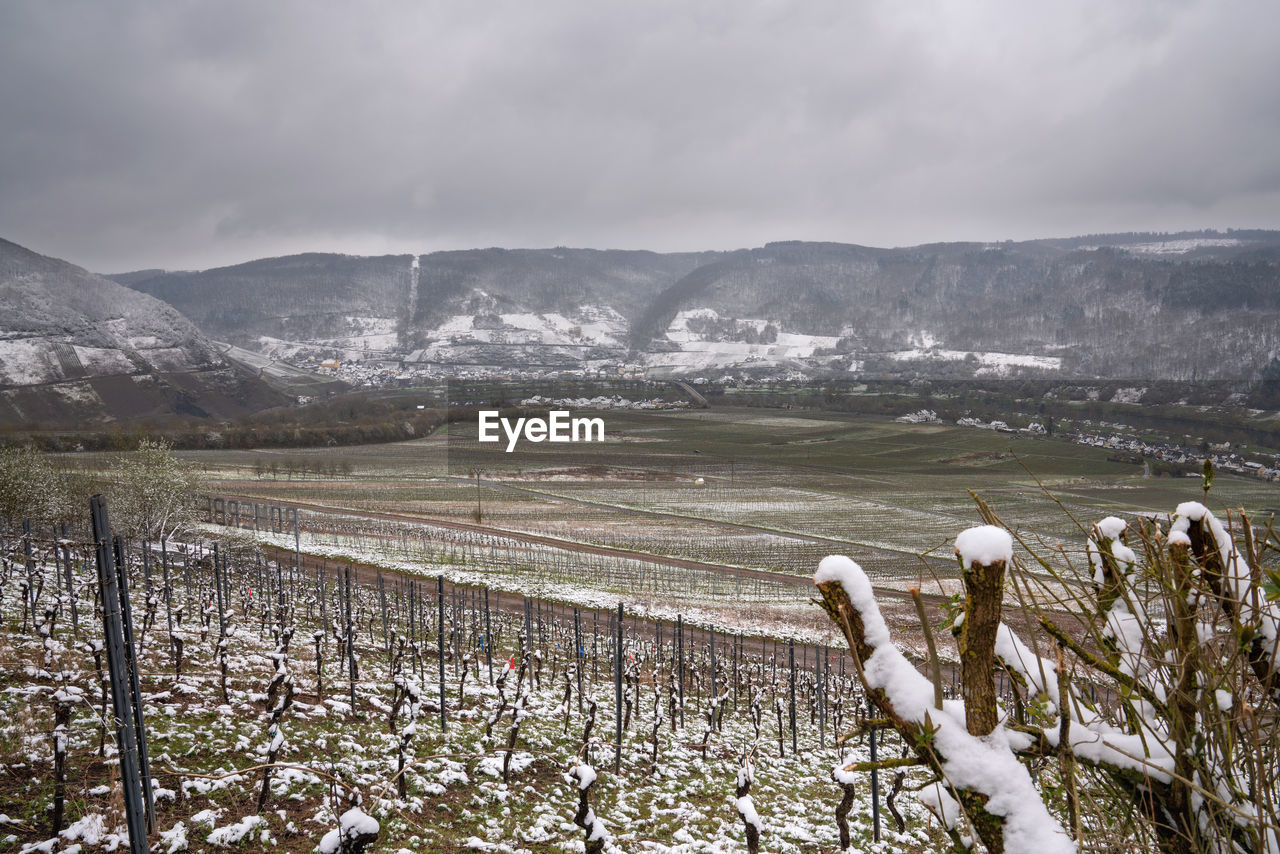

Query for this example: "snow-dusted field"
[2,529,943,853]
[424,306,628,350]
[70,346,136,376]
[0,339,66,386]
[883,348,1062,374]
[1119,238,1241,254]
[646,310,850,376]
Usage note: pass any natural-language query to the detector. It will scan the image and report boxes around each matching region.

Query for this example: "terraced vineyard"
[3,516,942,853]
[185,408,1280,603]
[9,406,1280,852]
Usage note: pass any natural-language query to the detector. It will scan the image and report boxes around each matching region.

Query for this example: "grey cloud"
[1,0,1277,272]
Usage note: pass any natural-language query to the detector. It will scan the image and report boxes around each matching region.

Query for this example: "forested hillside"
[0,239,287,425]
[113,231,1280,381]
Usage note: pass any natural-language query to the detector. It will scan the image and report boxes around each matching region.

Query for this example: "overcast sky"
[1,0,1277,273]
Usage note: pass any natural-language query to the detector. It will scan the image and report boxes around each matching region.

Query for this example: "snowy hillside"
[110,230,1280,381]
[0,238,286,424]
[646,308,850,376]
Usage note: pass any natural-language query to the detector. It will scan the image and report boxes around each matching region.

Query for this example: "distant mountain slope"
[119,247,717,367]
[409,247,713,331]
[112,253,413,347]
[632,236,1280,379]
[114,230,1280,381]
[0,238,288,425]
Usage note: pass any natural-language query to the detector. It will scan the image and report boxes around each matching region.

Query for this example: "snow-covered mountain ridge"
[102,229,1280,381]
[0,238,286,424]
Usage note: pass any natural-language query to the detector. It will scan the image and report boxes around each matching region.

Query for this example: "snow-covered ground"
[518,394,688,410]
[1121,238,1241,254]
[71,345,136,375]
[2,532,940,854]
[649,309,849,376]
[258,317,402,357]
[1075,237,1244,254]
[425,305,627,350]
[884,347,1061,374]
[0,339,66,385]
[1110,387,1148,404]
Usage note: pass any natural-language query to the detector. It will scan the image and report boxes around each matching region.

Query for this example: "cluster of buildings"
[954,416,1047,435]
[518,394,689,410]
[949,413,1279,480]
[311,357,559,387]
[308,354,661,388]
[1070,430,1280,482]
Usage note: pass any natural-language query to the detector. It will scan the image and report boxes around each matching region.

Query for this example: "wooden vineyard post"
[574,607,583,713]
[484,586,493,684]
[345,565,357,716]
[378,572,389,662]
[676,615,685,728]
[212,543,226,638]
[614,602,623,773]
[818,646,826,748]
[438,575,446,732]
[23,519,35,633]
[451,588,459,675]
[141,541,152,652]
[212,546,229,704]
[90,496,149,854]
[733,635,739,712]
[317,560,326,642]
[868,697,880,843]
[182,551,191,614]
[290,507,300,606]
[523,598,534,692]
[159,540,174,664]
[61,524,78,635]
[788,640,797,755]
[405,578,414,663]
[710,627,716,695]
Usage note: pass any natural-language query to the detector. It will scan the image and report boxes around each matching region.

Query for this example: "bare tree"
[0,444,67,523]
[816,497,1280,854]
[107,438,200,541]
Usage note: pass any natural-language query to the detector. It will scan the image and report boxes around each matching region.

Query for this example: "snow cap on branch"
[1171,501,1280,657]
[995,623,1059,707]
[919,782,963,831]
[955,525,1013,566]
[1094,516,1127,540]
[815,551,1076,853]
[814,555,889,646]
[736,795,762,830]
[317,807,379,854]
[571,763,597,791]
[832,753,859,787]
